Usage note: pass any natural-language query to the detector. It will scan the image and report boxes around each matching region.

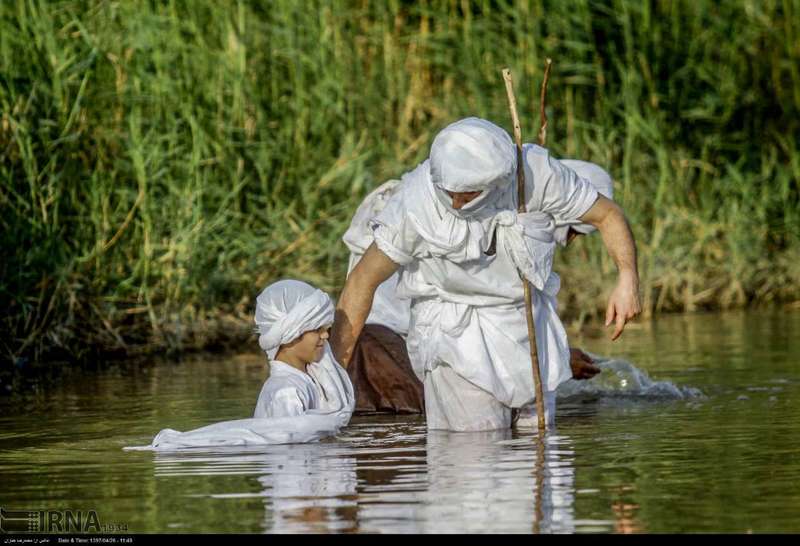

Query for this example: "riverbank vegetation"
[2,0,799,371]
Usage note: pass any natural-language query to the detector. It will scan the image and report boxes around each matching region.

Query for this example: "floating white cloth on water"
[125,348,354,451]
[370,118,599,413]
[125,281,354,451]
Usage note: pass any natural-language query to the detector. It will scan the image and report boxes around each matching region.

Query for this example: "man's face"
[446,190,482,210]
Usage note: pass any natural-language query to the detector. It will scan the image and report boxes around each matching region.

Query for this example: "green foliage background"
[2,0,799,365]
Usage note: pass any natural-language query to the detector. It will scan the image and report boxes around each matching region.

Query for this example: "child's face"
[289,326,331,365]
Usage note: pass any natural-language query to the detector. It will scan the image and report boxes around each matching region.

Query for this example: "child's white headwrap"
[254,280,334,360]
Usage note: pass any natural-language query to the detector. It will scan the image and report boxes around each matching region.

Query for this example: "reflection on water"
[145,427,579,533]
[414,430,574,534]
[254,444,358,533]
[1,311,800,533]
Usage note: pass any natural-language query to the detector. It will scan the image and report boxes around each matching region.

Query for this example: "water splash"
[557,355,704,401]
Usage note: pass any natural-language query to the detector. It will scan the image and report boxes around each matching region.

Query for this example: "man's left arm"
[578,195,641,340]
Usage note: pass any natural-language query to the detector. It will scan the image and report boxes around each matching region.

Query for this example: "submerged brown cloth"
[347,324,424,414]
[347,326,596,415]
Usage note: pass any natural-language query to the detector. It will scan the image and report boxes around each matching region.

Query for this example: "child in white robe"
[126,280,354,450]
[252,279,354,419]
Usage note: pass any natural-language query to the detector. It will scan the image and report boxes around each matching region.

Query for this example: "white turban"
[554,160,614,245]
[430,117,516,194]
[254,280,335,360]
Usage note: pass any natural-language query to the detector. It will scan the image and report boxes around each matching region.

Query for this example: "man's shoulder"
[398,159,432,195]
[343,179,403,253]
[522,143,553,172]
[378,160,433,214]
[522,142,548,155]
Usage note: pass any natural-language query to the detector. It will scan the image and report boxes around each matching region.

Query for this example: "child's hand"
[570,348,601,380]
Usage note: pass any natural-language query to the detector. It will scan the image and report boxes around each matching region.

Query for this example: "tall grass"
[1,0,799,368]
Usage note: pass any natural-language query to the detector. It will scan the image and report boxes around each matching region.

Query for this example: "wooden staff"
[501,60,552,431]
[538,60,552,147]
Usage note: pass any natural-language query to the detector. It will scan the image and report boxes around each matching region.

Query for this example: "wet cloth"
[370,118,599,429]
[347,324,424,414]
[129,347,354,451]
[343,153,613,422]
[253,361,320,418]
[343,183,422,413]
[253,349,355,419]
[125,281,354,451]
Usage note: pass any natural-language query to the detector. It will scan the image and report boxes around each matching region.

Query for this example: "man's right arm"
[331,242,400,368]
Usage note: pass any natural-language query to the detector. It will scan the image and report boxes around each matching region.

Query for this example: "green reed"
[1,0,798,367]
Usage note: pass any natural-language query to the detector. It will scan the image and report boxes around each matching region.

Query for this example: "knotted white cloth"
[341,125,614,428]
[491,210,556,291]
[341,159,611,336]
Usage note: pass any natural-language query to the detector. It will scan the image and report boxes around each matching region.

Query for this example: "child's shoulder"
[254,375,314,418]
[263,368,312,392]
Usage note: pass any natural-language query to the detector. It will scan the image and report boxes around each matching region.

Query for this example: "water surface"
[1,311,799,533]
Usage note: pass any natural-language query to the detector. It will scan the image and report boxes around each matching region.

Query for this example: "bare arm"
[331,242,400,367]
[579,195,641,340]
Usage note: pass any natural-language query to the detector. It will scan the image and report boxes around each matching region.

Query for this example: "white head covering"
[429,117,516,218]
[554,160,614,245]
[254,280,335,360]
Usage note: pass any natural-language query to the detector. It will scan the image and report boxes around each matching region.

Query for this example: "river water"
[1,311,799,533]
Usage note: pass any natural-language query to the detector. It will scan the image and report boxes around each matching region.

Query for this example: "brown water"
[1,311,799,533]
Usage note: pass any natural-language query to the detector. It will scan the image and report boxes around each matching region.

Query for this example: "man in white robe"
[332,117,640,431]
[341,159,612,412]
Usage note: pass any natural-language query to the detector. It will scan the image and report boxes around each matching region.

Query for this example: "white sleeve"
[524,144,599,223]
[342,180,401,256]
[369,188,425,266]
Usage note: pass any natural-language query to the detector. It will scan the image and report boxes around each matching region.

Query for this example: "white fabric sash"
[491,210,557,291]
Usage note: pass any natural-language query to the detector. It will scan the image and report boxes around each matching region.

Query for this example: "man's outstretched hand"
[605,272,641,340]
[570,348,601,380]
[578,195,641,341]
